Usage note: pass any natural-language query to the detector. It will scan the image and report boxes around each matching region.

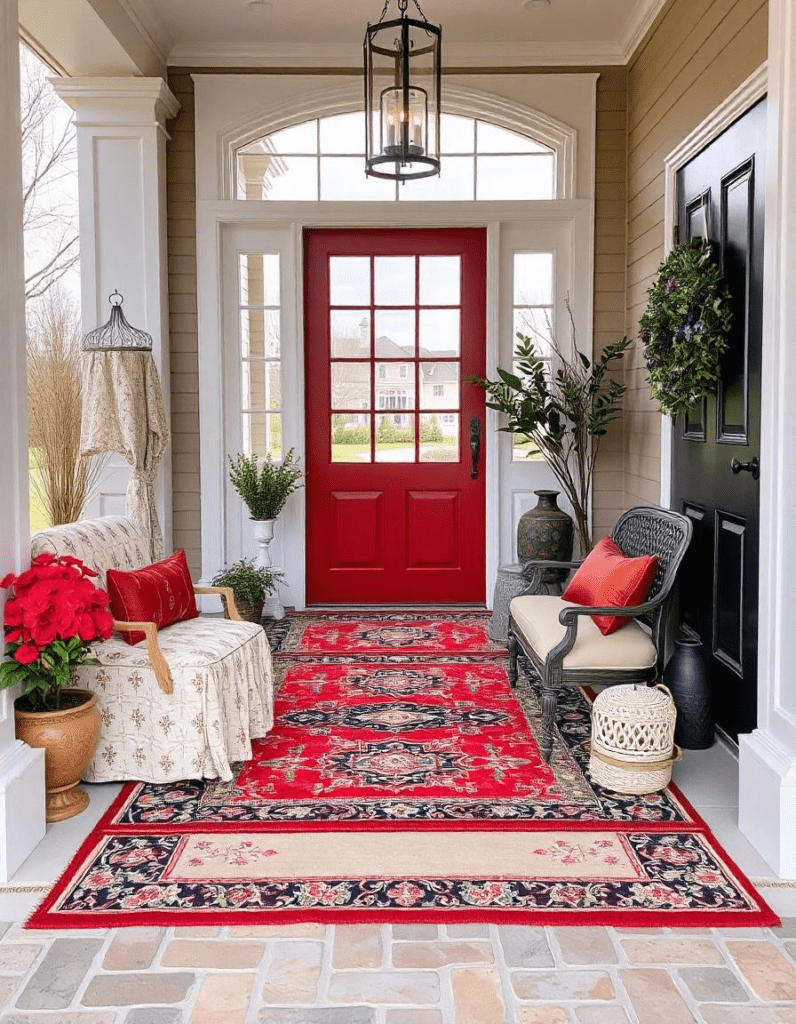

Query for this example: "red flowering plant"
[0,553,114,712]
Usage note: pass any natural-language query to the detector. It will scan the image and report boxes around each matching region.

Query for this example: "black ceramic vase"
[663,636,714,749]
[517,489,574,585]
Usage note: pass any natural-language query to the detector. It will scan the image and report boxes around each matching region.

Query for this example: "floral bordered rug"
[263,610,507,659]
[27,641,778,928]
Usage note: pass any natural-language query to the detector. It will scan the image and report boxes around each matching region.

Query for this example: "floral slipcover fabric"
[31,517,274,784]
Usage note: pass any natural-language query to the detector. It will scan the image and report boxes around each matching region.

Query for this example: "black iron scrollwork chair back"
[507,506,693,762]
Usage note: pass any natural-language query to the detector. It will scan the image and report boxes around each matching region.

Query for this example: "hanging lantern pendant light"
[364,0,441,181]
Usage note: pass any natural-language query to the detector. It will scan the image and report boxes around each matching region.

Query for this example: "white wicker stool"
[589,683,681,795]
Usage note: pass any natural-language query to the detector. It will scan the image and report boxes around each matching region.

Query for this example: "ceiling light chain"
[378,0,430,24]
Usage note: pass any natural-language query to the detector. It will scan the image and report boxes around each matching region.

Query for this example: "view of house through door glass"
[305,229,487,604]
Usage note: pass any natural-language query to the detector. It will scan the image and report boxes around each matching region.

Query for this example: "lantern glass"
[365,11,441,181]
[381,87,427,157]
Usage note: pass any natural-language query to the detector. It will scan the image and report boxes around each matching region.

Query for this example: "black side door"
[672,97,766,741]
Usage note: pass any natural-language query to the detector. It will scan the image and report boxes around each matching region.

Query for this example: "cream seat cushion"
[510,595,657,671]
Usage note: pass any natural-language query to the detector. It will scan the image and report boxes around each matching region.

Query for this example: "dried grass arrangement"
[27,292,106,527]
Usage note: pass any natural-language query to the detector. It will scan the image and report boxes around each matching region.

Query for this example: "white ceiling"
[19,0,668,77]
[128,0,667,67]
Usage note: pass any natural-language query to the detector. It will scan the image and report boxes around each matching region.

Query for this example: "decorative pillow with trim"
[107,549,199,645]
[562,536,658,636]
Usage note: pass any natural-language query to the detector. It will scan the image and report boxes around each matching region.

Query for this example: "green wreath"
[639,237,732,418]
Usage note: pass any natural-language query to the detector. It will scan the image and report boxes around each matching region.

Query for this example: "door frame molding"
[659,62,768,510]
[661,48,796,878]
[196,199,593,610]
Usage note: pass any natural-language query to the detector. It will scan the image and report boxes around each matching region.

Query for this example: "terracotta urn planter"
[14,688,101,822]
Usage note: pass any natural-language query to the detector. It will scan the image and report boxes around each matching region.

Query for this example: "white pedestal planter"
[252,519,284,620]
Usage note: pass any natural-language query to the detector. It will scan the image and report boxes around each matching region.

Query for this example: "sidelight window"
[512,251,555,461]
[239,253,282,458]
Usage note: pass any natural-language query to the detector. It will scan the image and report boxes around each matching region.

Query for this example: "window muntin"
[239,253,282,459]
[236,115,556,202]
[330,254,463,464]
[512,251,555,462]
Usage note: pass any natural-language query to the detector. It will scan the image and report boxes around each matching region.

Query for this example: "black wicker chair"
[507,506,692,763]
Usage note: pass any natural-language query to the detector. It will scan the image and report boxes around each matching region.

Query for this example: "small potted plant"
[228,448,303,619]
[0,553,114,821]
[210,559,283,624]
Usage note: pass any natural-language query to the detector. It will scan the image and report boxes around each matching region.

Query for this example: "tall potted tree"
[0,553,114,821]
[470,313,631,557]
[228,448,303,619]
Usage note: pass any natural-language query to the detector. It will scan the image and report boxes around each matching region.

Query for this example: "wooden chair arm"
[112,621,173,694]
[193,586,241,620]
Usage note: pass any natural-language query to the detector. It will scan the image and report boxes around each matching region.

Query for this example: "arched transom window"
[235,113,556,202]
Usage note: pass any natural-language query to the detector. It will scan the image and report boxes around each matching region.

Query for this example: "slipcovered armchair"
[31,516,274,784]
[508,506,692,763]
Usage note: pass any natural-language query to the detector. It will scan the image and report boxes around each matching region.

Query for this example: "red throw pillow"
[106,550,199,645]
[562,536,658,636]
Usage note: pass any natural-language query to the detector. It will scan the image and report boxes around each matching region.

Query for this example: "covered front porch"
[1,0,796,1016]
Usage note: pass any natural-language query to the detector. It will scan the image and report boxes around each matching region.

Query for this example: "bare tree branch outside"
[20,44,88,530]
[19,44,79,306]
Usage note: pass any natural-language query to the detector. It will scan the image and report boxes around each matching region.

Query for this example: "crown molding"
[52,76,181,121]
[117,0,174,69]
[618,0,670,63]
[169,39,632,69]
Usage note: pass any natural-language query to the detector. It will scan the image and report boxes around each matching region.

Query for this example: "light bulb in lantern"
[381,86,427,159]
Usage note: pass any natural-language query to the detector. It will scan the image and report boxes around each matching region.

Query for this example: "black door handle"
[730,456,759,480]
[469,418,481,479]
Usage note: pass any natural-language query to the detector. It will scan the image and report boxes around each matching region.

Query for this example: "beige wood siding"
[592,66,628,541]
[165,67,627,567]
[167,69,201,578]
[624,0,768,510]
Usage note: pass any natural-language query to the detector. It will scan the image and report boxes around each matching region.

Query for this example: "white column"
[0,0,47,881]
[51,77,179,551]
[738,0,796,878]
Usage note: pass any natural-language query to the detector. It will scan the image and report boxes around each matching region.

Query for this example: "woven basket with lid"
[589,683,681,795]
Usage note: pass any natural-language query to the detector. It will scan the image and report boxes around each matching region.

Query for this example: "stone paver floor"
[0,919,795,1023]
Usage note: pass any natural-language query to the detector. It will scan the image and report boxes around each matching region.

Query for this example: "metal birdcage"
[83,291,153,352]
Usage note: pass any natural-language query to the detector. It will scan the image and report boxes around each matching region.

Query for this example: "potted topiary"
[210,559,283,624]
[228,448,303,619]
[0,553,114,821]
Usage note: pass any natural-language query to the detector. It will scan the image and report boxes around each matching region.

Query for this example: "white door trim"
[659,63,768,508]
[197,199,593,610]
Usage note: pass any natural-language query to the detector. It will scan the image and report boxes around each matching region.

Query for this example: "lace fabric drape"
[80,350,170,560]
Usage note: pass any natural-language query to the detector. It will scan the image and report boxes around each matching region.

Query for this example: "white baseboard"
[0,741,46,883]
[739,728,796,879]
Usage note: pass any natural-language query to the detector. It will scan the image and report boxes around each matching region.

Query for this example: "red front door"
[304,228,487,604]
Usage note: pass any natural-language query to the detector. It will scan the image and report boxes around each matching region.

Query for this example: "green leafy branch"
[470,304,631,554]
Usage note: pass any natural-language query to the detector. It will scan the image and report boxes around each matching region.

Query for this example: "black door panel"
[673,98,765,740]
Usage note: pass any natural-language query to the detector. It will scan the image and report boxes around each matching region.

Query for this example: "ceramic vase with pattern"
[517,490,574,585]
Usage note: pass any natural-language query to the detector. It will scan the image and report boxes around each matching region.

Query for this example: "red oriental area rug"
[28,637,777,929]
[264,610,507,658]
